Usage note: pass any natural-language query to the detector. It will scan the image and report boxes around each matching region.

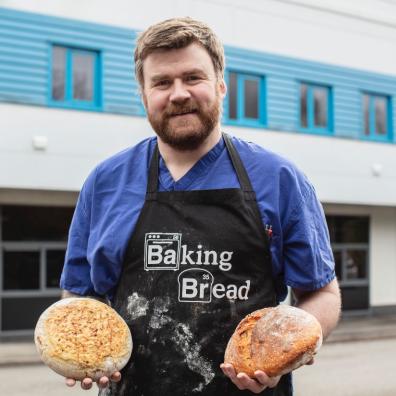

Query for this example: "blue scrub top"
[60,135,335,301]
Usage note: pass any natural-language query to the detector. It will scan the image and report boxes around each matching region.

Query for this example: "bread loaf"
[224,305,322,377]
[34,297,133,380]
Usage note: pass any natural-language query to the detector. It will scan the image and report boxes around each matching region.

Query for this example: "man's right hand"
[65,372,122,390]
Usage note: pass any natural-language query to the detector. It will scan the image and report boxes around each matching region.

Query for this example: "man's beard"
[146,93,222,151]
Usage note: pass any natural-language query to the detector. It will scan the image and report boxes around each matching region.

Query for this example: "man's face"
[141,42,226,150]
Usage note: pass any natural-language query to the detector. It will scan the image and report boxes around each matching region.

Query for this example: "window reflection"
[228,72,237,120]
[52,46,66,101]
[73,53,94,101]
[313,87,328,127]
[300,84,308,128]
[244,79,258,119]
[375,96,387,135]
[363,94,370,135]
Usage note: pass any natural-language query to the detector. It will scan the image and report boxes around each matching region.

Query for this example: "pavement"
[1,313,396,366]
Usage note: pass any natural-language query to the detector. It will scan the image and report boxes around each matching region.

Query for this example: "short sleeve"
[60,173,97,296]
[283,183,336,291]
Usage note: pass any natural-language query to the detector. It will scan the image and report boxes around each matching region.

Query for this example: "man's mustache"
[164,103,199,118]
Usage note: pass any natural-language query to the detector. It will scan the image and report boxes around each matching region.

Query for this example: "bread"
[224,305,322,377]
[34,297,133,381]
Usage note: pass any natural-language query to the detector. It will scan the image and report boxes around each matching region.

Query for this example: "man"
[61,17,341,395]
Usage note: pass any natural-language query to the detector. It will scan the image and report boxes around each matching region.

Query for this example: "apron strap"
[222,133,257,201]
[146,143,159,200]
[146,134,258,201]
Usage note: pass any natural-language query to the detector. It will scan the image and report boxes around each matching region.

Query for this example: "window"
[362,93,392,141]
[300,83,332,133]
[226,72,266,126]
[0,205,74,333]
[50,45,101,109]
[326,215,369,311]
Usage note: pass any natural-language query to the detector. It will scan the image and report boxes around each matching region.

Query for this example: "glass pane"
[2,206,74,242]
[326,216,369,244]
[375,96,387,135]
[46,250,65,288]
[244,79,258,119]
[3,251,40,290]
[345,250,367,280]
[313,87,328,128]
[2,297,59,331]
[73,53,94,101]
[333,250,342,280]
[52,46,66,101]
[363,94,370,135]
[228,72,237,119]
[300,84,308,128]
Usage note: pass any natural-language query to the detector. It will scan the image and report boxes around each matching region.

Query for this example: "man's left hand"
[220,363,280,394]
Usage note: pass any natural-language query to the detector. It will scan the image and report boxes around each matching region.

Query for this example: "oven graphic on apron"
[144,232,181,270]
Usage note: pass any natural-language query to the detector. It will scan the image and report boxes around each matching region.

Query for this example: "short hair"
[134,17,225,87]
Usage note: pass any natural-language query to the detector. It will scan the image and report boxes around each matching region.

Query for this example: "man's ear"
[141,90,148,111]
[218,78,227,99]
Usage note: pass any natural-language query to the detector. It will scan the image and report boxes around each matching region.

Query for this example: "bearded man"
[61,17,340,396]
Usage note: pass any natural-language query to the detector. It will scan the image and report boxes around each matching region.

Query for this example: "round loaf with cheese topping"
[224,305,322,378]
[34,297,133,380]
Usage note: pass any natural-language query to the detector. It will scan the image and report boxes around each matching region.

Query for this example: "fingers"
[306,357,315,365]
[110,372,122,383]
[66,373,121,390]
[81,378,93,390]
[220,364,280,394]
[65,378,76,387]
[254,371,281,388]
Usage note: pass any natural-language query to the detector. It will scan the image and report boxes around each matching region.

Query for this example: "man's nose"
[169,80,191,103]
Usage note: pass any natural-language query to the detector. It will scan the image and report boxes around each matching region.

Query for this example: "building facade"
[1,0,396,337]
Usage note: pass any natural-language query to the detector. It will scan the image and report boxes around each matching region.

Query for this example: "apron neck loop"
[146,134,257,201]
[146,143,159,200]
[222,133,257,200]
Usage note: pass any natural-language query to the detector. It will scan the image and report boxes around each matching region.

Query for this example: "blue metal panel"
[0,6,395,142]
[225,45,396,143]
[0,7,143,115]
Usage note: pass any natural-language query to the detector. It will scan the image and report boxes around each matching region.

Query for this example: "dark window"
[326,215,369,311]
[50,45,100,109]
[300,83,331,132]
[362,93,391,140]
[227,72,265,125]
[2,206,73,241]
[46,249,66,288]
[3,251,40,290]
[327,216,369,244]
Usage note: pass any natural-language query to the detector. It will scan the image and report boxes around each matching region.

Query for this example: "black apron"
[109,134,292,396]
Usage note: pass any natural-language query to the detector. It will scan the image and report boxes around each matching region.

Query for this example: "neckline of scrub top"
[158,136,225,191]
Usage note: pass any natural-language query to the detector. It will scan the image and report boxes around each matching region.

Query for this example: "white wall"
[2,103,396,207]
[3,0,396,76]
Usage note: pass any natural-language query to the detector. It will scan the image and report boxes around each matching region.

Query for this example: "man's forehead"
[143,43,215,78]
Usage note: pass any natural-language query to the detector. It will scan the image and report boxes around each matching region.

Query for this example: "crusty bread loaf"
[34,297,133,381]
[224,305,322,377]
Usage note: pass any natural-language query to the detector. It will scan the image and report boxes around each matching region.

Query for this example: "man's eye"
[155,80,170,87]
[186,75,200,82]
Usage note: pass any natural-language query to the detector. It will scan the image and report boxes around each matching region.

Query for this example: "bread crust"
[224,305,322,377]
[34,298,133,380]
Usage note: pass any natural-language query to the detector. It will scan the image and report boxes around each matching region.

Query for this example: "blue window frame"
[48,45,101,110]
[362,93,392,141]
[225,71,266,127]
[299,83,332,134]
